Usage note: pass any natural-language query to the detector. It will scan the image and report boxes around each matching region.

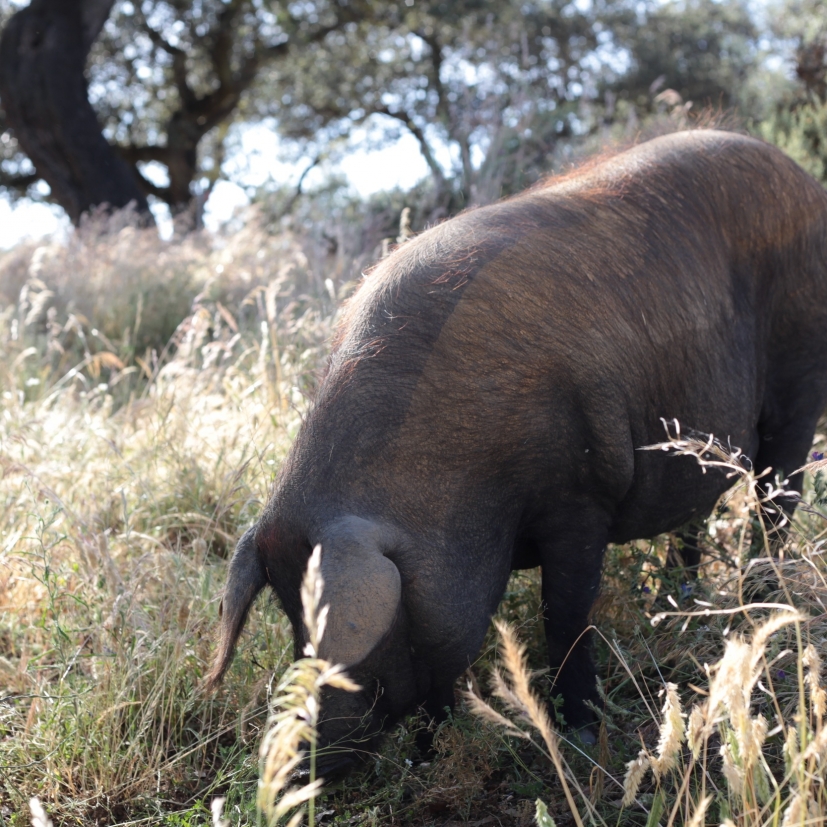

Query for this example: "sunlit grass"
[0,215,338,825]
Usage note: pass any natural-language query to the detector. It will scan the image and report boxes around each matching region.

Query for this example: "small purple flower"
[777,670,786,681]
[642,586,651,593]
[680,582,693,597]
[813,451,824,462]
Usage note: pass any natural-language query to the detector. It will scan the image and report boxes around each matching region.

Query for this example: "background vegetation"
[0,0,824,227]
[0,0,826,825]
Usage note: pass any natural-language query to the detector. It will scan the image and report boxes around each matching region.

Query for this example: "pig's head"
[297,516,420,776]
[225,513,417,779]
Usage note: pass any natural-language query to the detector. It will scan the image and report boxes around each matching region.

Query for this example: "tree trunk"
[0,0,152,225]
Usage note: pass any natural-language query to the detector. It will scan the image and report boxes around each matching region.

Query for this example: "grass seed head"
[622,749,651,807]
[463,684,528,740]
[749,612,805,683]
[492,619,557,750]
[802,723,827,763]
[785,725,799,769]
[742,713,769,768]
[29,798,54,827]
[781,792,819,827]
[720,738,745,797]
[302,544,326,657]
[687,704,705,759]
[706,637,751,735]
[474,621,586,827]
[653,682,685,777]
[804,643,827,720]
[686,794,712,827]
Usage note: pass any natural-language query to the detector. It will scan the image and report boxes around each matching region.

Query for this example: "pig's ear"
[315,516,402,667]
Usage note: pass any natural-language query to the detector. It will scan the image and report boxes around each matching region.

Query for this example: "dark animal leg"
[736,419,816,601]
[414,681,456,755]
[538,514,609,740]
[753,418,816,549]
[423,681,456,722]
[666,521,704,576]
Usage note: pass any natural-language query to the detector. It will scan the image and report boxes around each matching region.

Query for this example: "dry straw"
[471,423,827,827]
[466,619,589,827]
[258,544,360,826]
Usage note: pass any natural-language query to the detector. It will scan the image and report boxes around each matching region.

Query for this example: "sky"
[199,125,431,233]
[0,125,432,248]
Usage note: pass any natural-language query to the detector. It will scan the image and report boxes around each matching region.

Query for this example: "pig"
[208,130,827,773]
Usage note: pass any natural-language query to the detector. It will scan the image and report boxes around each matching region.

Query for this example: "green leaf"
[646,789,666,827]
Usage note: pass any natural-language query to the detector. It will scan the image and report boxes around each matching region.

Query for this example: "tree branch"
[375,105,446,189]
[117,144,171,165]
[262,17,343,61]
[189,8,348,142]
[99,2,357,217]
[457,130,474,197]
[416,29,450,125]
[278,152,321,216]
[0,168,40,193]
[212,0,246,88]
[136,10,195,107]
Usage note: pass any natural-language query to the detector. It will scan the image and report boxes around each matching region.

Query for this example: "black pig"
[208,130,827,771]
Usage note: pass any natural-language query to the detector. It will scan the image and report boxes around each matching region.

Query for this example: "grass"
[2,214,827,827]
[0,214,333,825]
[481,444,827,827]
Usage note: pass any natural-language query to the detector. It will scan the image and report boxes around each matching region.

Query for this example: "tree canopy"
[0,0,822,227]
[0,0,369,225]
[268,0,765,212]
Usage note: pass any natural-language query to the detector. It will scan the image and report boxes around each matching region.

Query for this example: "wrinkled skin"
[209,131,827,775]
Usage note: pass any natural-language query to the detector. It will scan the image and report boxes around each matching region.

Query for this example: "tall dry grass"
[470,431,827,827]
[0,206,346,407]
[0,212,350,825]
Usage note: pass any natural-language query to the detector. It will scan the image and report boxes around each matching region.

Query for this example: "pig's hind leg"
[537,507,610,742]
[753,409,824,545]
[754,366,827,541]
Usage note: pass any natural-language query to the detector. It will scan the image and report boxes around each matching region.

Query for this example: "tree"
[0,0,362,226]
[267,0,632,213]
[613,0,759,115]
[0,0,152,224]
[0,0,781,229]
[264,0,763,218]
[759,0,827,185]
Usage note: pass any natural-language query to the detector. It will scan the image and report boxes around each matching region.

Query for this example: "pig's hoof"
[573,725,598,746]
[293,752,356,784]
